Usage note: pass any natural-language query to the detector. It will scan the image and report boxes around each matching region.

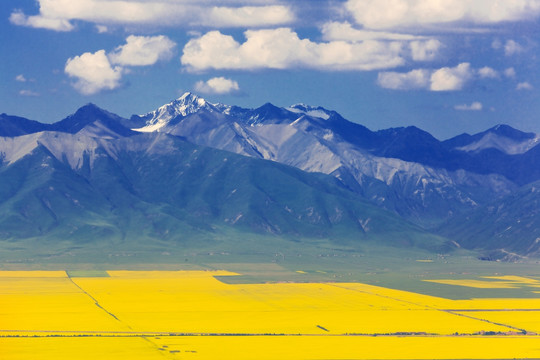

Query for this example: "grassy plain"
[2,267,540,359]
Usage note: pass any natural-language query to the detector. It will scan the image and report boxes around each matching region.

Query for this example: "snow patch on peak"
[289,103,309,111]
[287,104,331,120]
[178,91,195,100]
[134,92,214,133]
[177,92,208,109]
[163,92,210,118]
[213,102,232,115]
[133,122,166,133]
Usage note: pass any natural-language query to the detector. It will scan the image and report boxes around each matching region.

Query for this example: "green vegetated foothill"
[0,130,452,265]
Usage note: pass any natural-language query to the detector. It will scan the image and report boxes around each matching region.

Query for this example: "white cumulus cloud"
[477,66,499,79]
[321,22,442,62]
[504,40,525,56]
[378,63,474,91]
[517,82,534,90]
[377,69,431,90]
[194,77,240,95]
[504,67,516,78]
[9,9,74,31]
[10,0,294,31]
[321,21,425,42]
[206,5,294,27]
[95,25,108,33]
[65,35,177,95]
[181,28,411,72]
[454,102,483,111]
[344,0,540,29]
[409,39,442,61]
[19,90,40,97]
[430,63,473,91]
[109,35,176,66]
[65,50,123,95]
[15,74,27,82]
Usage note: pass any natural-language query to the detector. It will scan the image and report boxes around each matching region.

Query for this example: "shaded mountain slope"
[438,180,540,259]
[0,113,51,137]
[1,97,538,259]
[129,93,520,227]
[0,129,449,253]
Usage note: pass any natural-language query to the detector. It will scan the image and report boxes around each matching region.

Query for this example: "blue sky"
[1,0,539,140]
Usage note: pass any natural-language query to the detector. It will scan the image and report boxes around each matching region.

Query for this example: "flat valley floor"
[2,267,540,359]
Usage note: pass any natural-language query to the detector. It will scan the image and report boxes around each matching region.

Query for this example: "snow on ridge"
[39,132,106,170]
[0,132,42,165]
[134,94,338,134]
[457,132,540,155]
[127,94,516,210]
[133,122,166,133]
[0,131,105,170]
[287,103,331,120]
[135,92,215,132]
[212,102,232,115]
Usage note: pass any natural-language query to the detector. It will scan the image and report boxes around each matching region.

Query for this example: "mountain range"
[0,93,538,260]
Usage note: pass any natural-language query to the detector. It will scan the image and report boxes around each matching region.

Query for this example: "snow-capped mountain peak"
[134,92,215,133]
[287,103,333,120]
[175,92,208,110]
[158,92,214,117]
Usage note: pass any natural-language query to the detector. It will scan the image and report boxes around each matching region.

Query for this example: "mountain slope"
[129,93,519,227]
[0,128,449,253]
[1,99,538,259]
[0,113,51,137]
[444,124,540,155]
[438,180,540,259]
[0,143,121,242]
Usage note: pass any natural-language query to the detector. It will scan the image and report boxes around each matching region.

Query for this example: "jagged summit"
[131,93,355,133]
[134,92,219,132]
[174,92,208,109]
[156,92,214,117]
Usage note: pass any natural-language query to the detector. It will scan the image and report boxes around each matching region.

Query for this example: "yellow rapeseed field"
[424,275,540,289]
[0,272,128,333]
[483,275,540,285]
[3,335,540,360]
[423,279,519,288]
[149,335,540,360]
[2,270,540,359]
[454,311,540,333]
[0,337,166,360]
